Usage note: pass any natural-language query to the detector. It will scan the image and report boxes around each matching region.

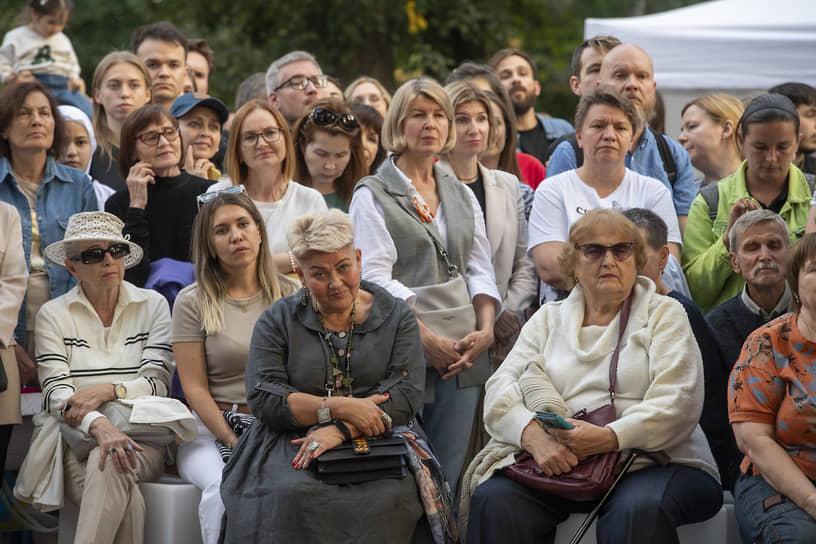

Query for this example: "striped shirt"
[35,280,172,434]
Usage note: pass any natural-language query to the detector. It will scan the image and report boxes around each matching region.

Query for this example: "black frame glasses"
[577,241,635,263]
[239,127,282,148]
[136,126,179,146]
[274,74,328,91]
[70,242,131,264]
[196,184,248,210]
[308,108,359,132]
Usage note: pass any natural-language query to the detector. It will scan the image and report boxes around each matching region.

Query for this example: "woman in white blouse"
[349,77,500,489]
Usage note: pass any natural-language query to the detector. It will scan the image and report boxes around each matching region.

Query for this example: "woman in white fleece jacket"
[465,209,722,544]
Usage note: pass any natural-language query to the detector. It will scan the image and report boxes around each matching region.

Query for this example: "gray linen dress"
[220,281,427,543]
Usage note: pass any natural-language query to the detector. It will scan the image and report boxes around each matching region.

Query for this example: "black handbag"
[316,434,409,485]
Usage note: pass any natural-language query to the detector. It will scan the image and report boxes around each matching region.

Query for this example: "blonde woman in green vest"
[349,77,501,490]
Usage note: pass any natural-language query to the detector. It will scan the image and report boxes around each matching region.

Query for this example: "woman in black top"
[105,104,212,286]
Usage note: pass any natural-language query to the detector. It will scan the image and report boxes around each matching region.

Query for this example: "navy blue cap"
[170,92,229,124]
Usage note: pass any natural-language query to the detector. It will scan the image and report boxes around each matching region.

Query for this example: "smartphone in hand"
[535,411,575,430]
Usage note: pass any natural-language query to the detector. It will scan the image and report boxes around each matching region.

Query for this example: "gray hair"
[235,72,268,110]
[265,51,321,96]
[286,209,355,261]
[729,209,790,251]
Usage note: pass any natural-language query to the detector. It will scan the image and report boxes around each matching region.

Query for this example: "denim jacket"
[0,156,96,341]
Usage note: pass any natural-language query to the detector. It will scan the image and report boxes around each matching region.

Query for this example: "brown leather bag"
[503,293,633,501]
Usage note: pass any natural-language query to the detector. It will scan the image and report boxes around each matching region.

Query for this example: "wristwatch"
[114,383,128,400]
[317,397,331,424]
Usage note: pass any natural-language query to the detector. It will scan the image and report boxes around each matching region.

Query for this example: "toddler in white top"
[0,0,93,118]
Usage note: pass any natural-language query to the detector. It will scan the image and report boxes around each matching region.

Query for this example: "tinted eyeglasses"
[136,126,179,146]
[196,184,248,210]
[240,127,282,147]
[308,108,358,132]
[578,241,635,263]
[70,243,131,264]
[274,75,328,91]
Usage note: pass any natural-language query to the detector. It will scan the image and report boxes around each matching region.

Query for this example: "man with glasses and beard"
[266,51,329,129]
[489,48,573,165]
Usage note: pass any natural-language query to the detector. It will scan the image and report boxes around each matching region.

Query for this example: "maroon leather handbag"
[503,294,632,502]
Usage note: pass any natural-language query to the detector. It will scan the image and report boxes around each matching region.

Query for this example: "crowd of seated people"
[3,14,816,544]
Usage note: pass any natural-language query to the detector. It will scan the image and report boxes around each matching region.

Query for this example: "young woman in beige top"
[171,189,296,544]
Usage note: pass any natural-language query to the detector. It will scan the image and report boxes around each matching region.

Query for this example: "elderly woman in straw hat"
[24,211,173,543]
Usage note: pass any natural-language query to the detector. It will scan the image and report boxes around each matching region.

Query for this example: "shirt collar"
[741,282,792,321]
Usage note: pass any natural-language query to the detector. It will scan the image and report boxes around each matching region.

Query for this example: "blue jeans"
[734,471,816,543]
[35,73,94,120]
[422,372,481,492]
[467,464,723,544]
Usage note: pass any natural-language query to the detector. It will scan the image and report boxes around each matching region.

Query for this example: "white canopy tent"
[584,0,816,137]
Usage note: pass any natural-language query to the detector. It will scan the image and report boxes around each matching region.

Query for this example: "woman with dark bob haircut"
[463,208,722,543]
[105,104,213,286]
[0,80,96,390]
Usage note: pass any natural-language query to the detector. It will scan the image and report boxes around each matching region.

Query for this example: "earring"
[300,287,310,306]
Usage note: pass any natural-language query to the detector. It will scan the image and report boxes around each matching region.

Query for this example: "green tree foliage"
[0,0,701,119]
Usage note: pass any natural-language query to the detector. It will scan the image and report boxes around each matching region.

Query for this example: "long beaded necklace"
[318,302,356,397]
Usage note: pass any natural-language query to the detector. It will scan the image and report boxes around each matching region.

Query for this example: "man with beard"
[266,50,328,129]
[489,48,573,165]
[705,209,791,488]
[547,43,697,233]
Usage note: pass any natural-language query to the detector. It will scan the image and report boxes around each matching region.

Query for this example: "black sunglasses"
[70,242,131,264]
[577,241,635,263]
[308,108,359,132]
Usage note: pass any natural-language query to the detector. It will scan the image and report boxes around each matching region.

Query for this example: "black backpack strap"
[543,132,583,167]
[699,181,720,222]
[804,172,816,194]
[650,128,677,187]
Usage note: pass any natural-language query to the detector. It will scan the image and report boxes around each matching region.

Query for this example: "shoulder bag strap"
[608,291,634,405]
[371,175,459,279]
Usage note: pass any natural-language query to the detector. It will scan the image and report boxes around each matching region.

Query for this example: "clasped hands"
[290,393,391,470]
[423,328,493,380]
[520,418,619,477]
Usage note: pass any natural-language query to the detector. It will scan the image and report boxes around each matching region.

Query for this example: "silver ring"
[381,413,392,425]
[308,441,319,452]
[109,448,117,455]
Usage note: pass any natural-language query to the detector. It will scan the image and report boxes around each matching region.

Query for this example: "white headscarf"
[57,105,97,175]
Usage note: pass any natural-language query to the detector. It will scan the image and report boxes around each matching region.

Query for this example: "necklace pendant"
[339,331,346,338]
[335,378,342,390]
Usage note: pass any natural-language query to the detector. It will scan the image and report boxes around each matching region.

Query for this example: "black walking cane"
[568,450,670,544]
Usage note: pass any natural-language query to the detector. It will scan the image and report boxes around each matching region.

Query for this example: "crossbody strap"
[371,175,459,279]
[608,292,634,405]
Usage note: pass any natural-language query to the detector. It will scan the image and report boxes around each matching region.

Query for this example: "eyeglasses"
[274,75,328,92]
[196,184,248,210]
[70,243,131,264]
[240,127,282,147]
[577,241,635,263]
[308,108,359,132]
[136,126,179,146]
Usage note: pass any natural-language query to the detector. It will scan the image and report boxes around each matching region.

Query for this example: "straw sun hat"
[43,212,143,269]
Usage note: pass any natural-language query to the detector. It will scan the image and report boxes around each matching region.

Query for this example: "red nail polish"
[291,461,296,466]
[383,393,389,397]
[295,463,301,469]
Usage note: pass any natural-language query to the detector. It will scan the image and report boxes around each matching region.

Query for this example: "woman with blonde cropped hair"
[219,209,433,542]
[350,77,500,490]
[678,93,744,186]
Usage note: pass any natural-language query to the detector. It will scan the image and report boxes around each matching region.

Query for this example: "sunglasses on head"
[70,243,131,265]
[577,241,635,263]
[308,108,358,132]
[196,184,248,210]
